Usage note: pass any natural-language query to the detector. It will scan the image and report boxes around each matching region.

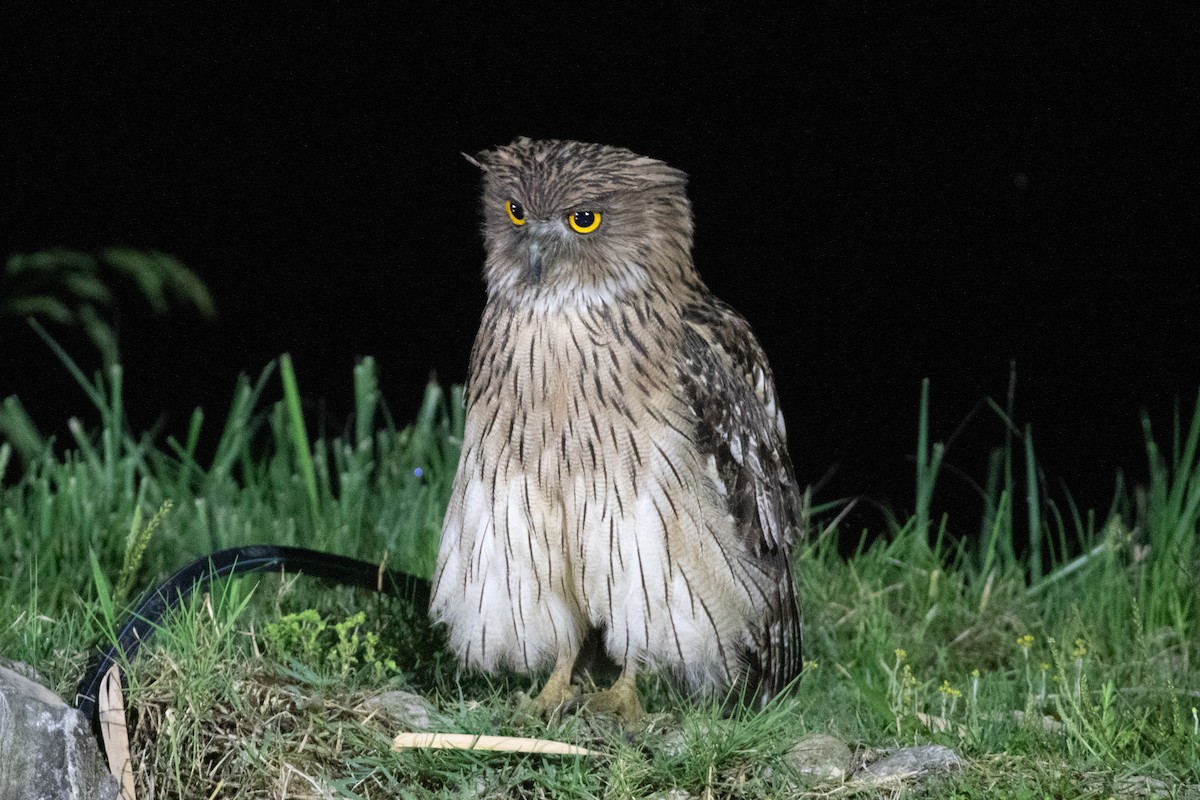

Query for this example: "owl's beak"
[527,240,544,283]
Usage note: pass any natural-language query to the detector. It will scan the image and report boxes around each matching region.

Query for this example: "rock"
[647,790,696,800]
[1112,774,1175,799]
[0,661,118,800]
[1009,709,1065,732]
[0,657,49,686]
[786,733,853,783]
[657,719,727,758]
[358,690,440,730]
[659,728,687,758]
[0,658,60,707]
[854,744,962,784]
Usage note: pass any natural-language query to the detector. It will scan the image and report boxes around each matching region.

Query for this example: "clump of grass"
[1,248,214,369]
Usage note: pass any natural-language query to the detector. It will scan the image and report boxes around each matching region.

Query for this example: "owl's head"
[467,137,696,311]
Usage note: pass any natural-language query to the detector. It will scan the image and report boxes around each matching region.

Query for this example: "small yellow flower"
[1040,663,1050,672]
[938,679,962,698]
[1072,638,1088,658]
[894,648,907,663]
[803,660,819,671]
[971,668,980,679]
[1016,634,1034,650]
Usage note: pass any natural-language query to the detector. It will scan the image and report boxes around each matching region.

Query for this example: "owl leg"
[581,668,645,726]
[528,649,581,720]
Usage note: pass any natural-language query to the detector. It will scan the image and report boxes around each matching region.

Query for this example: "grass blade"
[1025,423,1042,581]
[279,354,320,525]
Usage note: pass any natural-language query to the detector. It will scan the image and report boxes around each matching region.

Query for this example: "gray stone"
[1112,774,1175,799]
[0,658,49,686]
[658,728,687,758]
[0,662,118,800]
[657,719,727,758]
[357,689,440,730]
[786,733,853,783]
[854,743,962,784]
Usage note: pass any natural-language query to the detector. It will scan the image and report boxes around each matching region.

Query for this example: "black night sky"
[4,6,1197,538]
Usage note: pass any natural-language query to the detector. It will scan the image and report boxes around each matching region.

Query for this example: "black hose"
[74,545,431,733]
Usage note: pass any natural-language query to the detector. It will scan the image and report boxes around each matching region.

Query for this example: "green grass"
[1,345,1198,798]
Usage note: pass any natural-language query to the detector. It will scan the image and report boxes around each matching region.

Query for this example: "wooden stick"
[392,732,598,756]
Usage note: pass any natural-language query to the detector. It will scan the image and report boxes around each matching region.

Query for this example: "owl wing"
[678,295,804,702]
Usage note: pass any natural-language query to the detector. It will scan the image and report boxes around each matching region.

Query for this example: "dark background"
[4,6,1197,540]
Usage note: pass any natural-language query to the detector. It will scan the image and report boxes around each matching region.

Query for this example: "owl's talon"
[581,674,645,727]
[524,661,581,720]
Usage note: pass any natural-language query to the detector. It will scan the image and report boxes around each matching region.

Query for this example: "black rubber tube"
[74,545,431,732]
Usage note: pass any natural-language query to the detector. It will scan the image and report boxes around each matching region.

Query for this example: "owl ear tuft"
[461,151,487,172]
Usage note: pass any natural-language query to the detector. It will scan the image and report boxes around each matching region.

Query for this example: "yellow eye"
[567,209,601,234]
[505,199,526,226]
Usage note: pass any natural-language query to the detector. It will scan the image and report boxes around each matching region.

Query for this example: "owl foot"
[581,674,645,727]
[525,662,581,720]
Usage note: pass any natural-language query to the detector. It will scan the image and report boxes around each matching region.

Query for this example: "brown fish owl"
[431,137,803,721]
